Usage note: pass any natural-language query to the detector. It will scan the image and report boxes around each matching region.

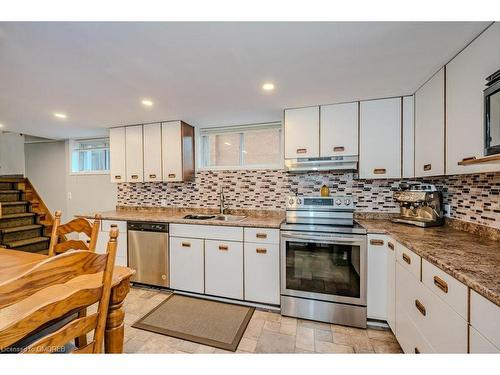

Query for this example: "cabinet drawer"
[244,243,280,305]
[101,220,127,233]
[470,290,500,349]
[396,263,467,353]
[244,228,279,244]
[395,242,421,280]
[469,326,500,353]
[170,224,243,241]
[205,240,243,300]
[170,237,204,294]
[396,298,435,353]
[422,259,468,319]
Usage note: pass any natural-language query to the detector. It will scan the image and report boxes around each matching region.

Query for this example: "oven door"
[280,231,367,306]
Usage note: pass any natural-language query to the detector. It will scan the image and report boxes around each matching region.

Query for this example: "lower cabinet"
[244,242,280,305]
[386,238,396,332]
[367,234,388,320]
[86,219,128,267]
[205,240,243,300]
[469,326,499,353]
[470,290,500,353]
[170,237,205,294]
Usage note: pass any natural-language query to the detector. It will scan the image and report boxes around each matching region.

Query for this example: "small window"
[200,122,283,169]
[70,138,110,174]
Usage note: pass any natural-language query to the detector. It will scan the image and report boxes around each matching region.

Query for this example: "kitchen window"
[199,122,283,169]
[70,138,110,174]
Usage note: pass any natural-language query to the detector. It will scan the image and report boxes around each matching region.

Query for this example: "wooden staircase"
[0,179,53,254]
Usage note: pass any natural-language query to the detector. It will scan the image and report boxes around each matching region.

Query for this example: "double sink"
[183,213,247,222]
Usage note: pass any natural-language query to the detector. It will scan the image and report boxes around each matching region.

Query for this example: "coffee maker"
[392,184,444,227]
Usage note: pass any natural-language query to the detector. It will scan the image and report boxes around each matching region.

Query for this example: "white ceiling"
[0,22,489,139]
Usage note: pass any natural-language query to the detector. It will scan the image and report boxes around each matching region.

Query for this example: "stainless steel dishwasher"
[127,221,169,288]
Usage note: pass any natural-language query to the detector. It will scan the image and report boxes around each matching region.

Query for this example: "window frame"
[68,137,111,176]
[197,122,284,171]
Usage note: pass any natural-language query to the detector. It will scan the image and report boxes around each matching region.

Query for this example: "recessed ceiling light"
[262,82,275,91]
[53,113,67,119]
[141,99,153,107]
[0,123,4,128]
[224,142,232,146]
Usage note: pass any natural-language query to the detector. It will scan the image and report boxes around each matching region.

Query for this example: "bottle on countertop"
[320,184,330,197]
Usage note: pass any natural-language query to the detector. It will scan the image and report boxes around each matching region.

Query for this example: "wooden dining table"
[0,248,135,353]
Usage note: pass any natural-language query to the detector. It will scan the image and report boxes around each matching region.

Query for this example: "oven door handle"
[281,232,364,244]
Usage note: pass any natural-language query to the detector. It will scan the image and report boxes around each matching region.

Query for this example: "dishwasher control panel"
[127,221,168,233]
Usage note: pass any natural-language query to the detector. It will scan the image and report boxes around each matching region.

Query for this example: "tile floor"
[121,287,403,354]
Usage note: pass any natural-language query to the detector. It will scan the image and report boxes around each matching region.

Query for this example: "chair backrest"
[48,211,101,257]
[0,227,118,354]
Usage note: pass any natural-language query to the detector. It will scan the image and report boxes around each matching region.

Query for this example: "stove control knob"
[297,198,302,204]
[335,199,342,206]
[345,198,351,206]
[288,198,295,205]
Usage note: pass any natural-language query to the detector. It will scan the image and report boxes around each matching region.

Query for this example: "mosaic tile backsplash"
[117,170,500,229]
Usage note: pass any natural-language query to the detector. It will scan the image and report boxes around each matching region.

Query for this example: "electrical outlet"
[444,204,451,217]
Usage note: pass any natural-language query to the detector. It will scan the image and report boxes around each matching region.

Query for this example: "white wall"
[24,140,117,222]
[0,131,25,176]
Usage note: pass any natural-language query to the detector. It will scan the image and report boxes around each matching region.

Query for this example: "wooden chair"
[0,227,118,354]
[48,211,101,257]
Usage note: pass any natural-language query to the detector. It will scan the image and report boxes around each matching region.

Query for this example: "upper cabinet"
[359,98,402,179]
[402,96,415,179]
[162,121,195,182]
[446,23,500,175]
[109,127,126,183]
[415,68,445,177]
[143,123,163,182]
[125,125,144,183]
[109,121,195,183]
[284,106,320,158]
[320,102,359,157]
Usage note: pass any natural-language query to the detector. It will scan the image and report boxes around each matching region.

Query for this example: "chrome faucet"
[219,187,229,215]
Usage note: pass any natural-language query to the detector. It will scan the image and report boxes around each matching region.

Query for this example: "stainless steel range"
[280,195,367,328]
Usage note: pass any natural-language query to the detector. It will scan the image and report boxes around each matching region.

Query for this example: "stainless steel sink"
[213,214,247,222]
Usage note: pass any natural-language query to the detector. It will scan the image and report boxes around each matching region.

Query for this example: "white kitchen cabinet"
[125,125,144,182]
[470,326,500,353]
[284,106,320,158]
[367,234,388,320]
[402,96,415,178]
[143,123,163,182]
[170,224,243,242]
[415,68,445,177]
[95,220,127,266]
[446,23,500,175]
[359,98,402,179]
[161,121,195,182]
[320,102,359,157]
[386,238,396,332]
[109,127,126,183]
[243,228,279,244]
[170,237,205,294]
[395,242,421,280]
[205,239,243,300]
[244,242,280,305]
[470,290,500,351]
[396,262,468,353]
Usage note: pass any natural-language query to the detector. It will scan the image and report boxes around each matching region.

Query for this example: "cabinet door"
[470,326,500,353]
[446,23,500,175]
[244,243,280,305]
[386,238,396,332]
[143,123,163,182]
[170,237,204,294]
[205,239,243,300]
[415,68,445,177]
[359,98,401,179]
[125,125,144,182]
[367,235,388,320]
[284,106,320,158]
[162,121,183,182]
[109,127,126,183]
[320,102,358,157]
[402,96,415,178]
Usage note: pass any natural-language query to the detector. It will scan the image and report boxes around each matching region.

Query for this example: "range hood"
[285,155,358,173]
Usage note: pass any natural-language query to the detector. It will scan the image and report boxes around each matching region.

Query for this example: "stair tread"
[0,224,43,234]
[0,212,35,219]
[0,190,21,194]
[0,200,29,205]
[4,236,50,247]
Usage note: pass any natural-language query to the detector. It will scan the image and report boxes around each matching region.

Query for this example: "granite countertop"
[79,208,285,229]
[358,219,500,307]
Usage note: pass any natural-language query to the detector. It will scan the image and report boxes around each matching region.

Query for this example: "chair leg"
[74,308,88,348]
